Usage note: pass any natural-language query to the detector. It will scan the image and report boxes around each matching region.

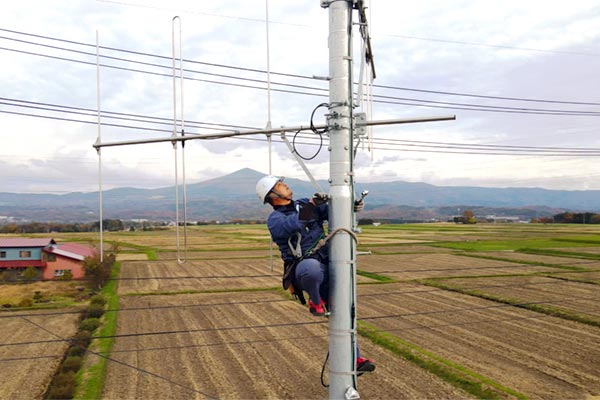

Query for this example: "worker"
[256,174,375,375]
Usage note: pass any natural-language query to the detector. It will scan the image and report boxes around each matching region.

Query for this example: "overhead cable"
[2,293,596,349]
[4,28,600,106]
[3,97,600,157]
[0,276,594,320]
[2,32,600,114]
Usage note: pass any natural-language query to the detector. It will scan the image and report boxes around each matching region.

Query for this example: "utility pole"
[323,0,358,398]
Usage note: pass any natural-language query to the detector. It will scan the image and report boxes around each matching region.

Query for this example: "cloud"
[2,0,600,194]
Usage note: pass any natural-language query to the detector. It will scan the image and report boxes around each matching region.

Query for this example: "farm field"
[0,310,80,400]
[1,222,599,399]
[101,291,469,399]
[356,253,564,280]
[358,282,600,399]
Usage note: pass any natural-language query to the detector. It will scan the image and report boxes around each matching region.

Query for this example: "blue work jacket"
[267,198,329,264]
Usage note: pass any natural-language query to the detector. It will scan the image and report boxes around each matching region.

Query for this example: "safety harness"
[282,228,358,305]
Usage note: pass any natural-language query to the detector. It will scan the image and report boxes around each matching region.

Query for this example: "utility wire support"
[93,115,455,149]
[322,1,455,397]
[325,1,359,397]
[265,0,275,272]
[172,16,187,264]
[95,30,104,262]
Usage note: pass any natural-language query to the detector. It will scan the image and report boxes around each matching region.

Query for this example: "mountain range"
[0,168,598,224]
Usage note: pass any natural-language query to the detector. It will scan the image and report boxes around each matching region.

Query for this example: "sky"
[2,0,600,194]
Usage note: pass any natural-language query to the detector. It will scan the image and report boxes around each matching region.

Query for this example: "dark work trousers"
[294,257,328,305]
[294,257,362,359]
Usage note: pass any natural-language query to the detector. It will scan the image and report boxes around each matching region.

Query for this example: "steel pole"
[327,1,357,398]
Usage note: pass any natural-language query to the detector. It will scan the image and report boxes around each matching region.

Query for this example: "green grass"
[360,224,481,232]
[552,236,600,245]
[74,262,121,400]
[358,321,527,400]
[434,238,570,251]
[356,270,396,283]
[457,253,588,271]
[542,272,600,286]
[518,248,600,260]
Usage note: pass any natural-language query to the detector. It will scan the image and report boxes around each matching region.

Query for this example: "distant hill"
[0,168,597,223]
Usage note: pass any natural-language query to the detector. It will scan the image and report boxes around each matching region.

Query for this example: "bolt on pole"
[326,0,359,398]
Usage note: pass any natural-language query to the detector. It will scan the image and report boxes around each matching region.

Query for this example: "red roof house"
[0,238,97,280]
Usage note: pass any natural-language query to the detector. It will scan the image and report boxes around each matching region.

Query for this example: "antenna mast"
[323,0,359,398]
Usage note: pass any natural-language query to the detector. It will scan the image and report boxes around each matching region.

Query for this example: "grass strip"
[74,262,121,399]
[543,273,600,286]
[432,238,567,252]
[552,238,600,245]
[356,270,396,283]
[457,253,588,271]
[420,279,600,328]
[518,248,600,260]
[146,249,157,260]
[358,321,527,400]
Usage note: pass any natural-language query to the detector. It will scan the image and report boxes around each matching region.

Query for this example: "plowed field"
[101,291,470,400]
[0,310,80,400]
[430,275,600,324]
[7,223,598,399]
[359,282,600,399]
[357,253,564,280]
[118,259,375,294]
[105,251,600,399]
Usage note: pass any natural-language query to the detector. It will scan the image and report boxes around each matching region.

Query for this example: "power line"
[20,316,218,399]
[1,253,596,287]
[374,137,600,152]
[0,46,328,101]
[0,319,327,348]
[5,27,600,107]
[5,301,599,365]
[0,333,325,363]
[4,97,600,157]
[374,84,600,106]
[1,41,593,117]
[0,35,329,96]
[3,33,600,116]
[0,97,256,131]
[2,292,596,349]
[387,33,600,58]
[2,275,595,320]
[0,272,280,285]
[0,28,316,81]
[97,0,309,27]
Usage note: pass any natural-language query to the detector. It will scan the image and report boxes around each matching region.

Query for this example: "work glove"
[299,202,318,221]
[354,199,365,212]
[312,192,329,206]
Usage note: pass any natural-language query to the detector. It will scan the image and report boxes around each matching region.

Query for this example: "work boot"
[309,300,327,316]
[356,357,376,376]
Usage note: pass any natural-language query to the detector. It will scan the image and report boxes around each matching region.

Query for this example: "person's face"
[273,181,293,200]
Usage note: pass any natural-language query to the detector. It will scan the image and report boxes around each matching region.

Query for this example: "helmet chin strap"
[271,189,292,201]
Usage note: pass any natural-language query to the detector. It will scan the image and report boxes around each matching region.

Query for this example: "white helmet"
[256,175,283,203]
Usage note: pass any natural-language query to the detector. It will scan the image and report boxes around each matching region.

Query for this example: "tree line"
[532,212,600,224]
[0,219,126,233]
